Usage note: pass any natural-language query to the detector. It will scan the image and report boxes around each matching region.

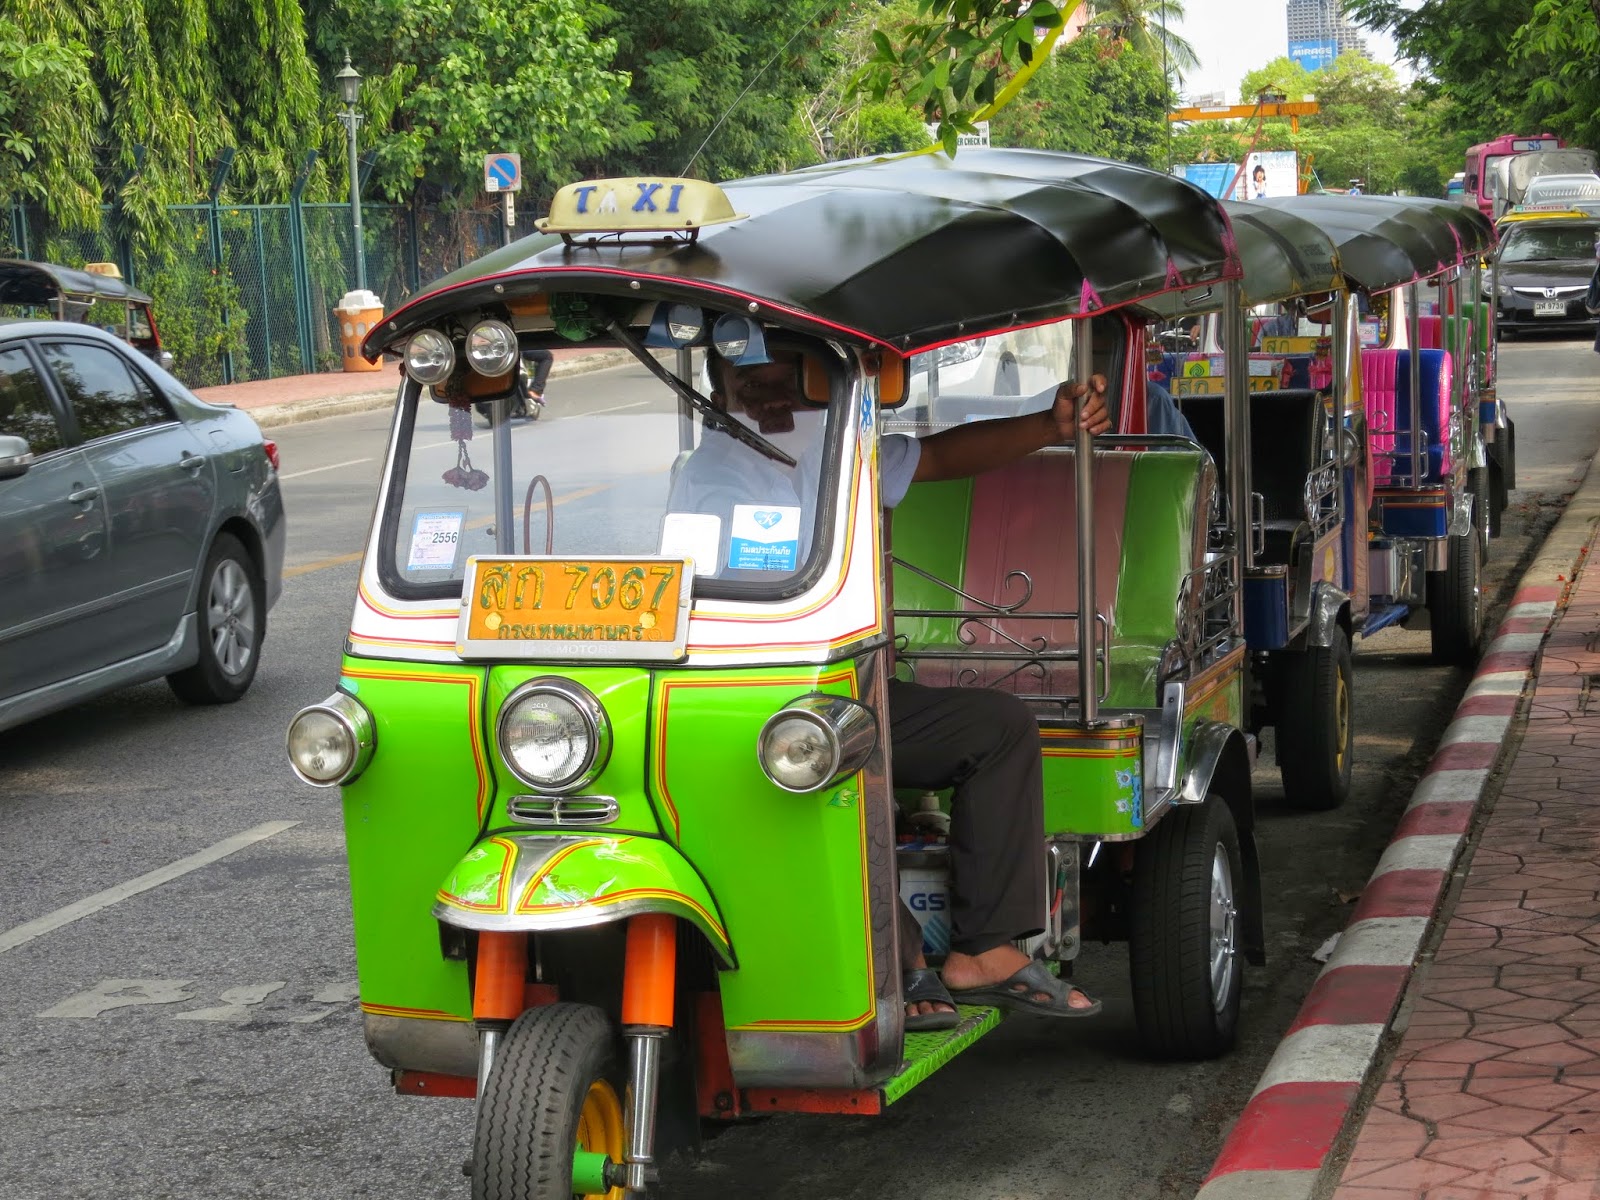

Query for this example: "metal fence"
[3,201,503,387]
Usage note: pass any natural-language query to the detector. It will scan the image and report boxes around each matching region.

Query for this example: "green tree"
[0,16,100,227]
[583,1,845,184]
[989,32,1170,165]
[304,0,627,206]
[1085,0,1198,78]
[1345,0,1600,152]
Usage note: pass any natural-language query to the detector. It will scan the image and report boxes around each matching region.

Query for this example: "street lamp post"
[334,55,366,292]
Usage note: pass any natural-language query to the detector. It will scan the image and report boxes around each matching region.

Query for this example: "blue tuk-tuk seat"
[1364,348,1452,486]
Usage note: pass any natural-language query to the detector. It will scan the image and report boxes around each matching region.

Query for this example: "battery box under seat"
[890,447,1215,712]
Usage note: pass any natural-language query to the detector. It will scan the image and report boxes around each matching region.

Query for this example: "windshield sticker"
[729,504,800,571]
[407,510,465,572]
[660,512,722,577]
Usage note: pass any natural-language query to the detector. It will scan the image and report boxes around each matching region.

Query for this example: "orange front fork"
[471,931,528,1100]
[621,914,677,1191]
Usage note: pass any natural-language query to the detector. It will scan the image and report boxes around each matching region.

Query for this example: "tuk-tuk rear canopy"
[0,259,153,311]
[367,149,1243,359]
[1146,199,1344,316]
[1255,196,1494,293]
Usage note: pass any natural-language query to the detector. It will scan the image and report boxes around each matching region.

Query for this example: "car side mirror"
[0,434,34,481]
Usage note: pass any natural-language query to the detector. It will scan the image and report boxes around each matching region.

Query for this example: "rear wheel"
[1275,628,1353,811]
[167,533,262,705]
[1129,797,1243,1060]
[1428,529,1482,666]
[472,1003,625,1200]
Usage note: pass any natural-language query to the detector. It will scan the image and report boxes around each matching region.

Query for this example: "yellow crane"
[1167,89,1322,195]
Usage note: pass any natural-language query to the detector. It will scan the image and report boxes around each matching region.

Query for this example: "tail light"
[263,440,280,471]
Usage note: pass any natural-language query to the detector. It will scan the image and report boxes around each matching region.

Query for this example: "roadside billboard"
[1237,150,1299,199]
[1289,37,1337,71]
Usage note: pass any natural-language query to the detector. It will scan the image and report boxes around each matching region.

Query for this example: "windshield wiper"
[606,319,796,467]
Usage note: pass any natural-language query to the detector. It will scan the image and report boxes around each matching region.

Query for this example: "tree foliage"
[988,32,1170,166]
[1345,0,1600,152]
[0,15,99,225]
[1084,0,1197,77]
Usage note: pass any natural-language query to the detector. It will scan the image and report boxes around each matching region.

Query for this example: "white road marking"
[561,401,648,418]
[0,821,299,956]
[40,979,196,1019]
[173,983,287,1022]
[279,457,374,480]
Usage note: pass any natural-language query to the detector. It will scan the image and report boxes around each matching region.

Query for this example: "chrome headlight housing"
[286,692,376,787]
[757,695,877,794]
[465,320,519,377]
[498,679,611,792]
[404,328,455,385]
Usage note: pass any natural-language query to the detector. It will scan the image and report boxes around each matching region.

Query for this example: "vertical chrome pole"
[1074,321,1097,724]
[493,401,515,553]
[624,1030,666,1191]
[1224,280,1252,572]
[1406,283,1422,486]
[1332,292,1350,528]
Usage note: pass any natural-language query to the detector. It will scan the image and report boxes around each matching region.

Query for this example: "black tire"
[1488,461,1506,538]
[1275,627,1353,811]
[994,356,1021,395]
[1129,797,1244,1060]
[1427,529,1482,667]
[473,1002,624,1200]
[167,533,263,705]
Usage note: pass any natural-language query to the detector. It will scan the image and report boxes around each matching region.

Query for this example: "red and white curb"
[1194,591,1561,1200]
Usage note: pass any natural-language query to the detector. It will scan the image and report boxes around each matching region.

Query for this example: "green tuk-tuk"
[287,149,1267,1198]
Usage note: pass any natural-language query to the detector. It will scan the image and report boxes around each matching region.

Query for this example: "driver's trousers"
[888,679,1046,961]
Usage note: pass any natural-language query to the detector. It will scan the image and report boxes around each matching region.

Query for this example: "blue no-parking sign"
[483,153,522,193]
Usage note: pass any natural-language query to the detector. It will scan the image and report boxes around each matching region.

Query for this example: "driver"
[670,340,1112,1029]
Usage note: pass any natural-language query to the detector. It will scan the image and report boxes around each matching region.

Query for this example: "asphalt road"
[2,335,1597,1200]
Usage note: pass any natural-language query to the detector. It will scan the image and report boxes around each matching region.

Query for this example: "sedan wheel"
[168,533,264,705]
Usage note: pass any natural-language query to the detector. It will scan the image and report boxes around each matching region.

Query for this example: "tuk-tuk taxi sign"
[536,177,745,236]
[456,555,695,662]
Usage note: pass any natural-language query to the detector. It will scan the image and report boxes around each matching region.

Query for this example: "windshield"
[379,344,845,601]
[899,321,1080,426]
[1500,225,1600,263]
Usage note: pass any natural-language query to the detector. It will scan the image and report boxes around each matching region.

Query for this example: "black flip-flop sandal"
[948,960,1101,1019]
[904,967,961,1031]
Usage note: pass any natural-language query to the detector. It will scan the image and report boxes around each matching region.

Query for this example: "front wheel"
[473,1003,626,1200]
[1275,627,1353,811]
[167,533,262,705]
[1427,529,1482,667]
[1129,796,1244,1060]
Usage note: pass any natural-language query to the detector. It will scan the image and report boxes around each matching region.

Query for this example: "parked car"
[904,322,1075,417]
[0,308,285,732]
[1488,211,1600,337]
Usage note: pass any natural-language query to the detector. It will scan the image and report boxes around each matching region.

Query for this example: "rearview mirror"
[0,434,34,480]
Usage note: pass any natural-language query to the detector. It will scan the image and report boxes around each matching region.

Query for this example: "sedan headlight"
[499,679,611,792]
[287,692,376,787]
[404,328,455,385]
[757,695,877,794]
[465,320,519,377]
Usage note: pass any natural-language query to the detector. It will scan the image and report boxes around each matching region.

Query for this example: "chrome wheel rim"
[1209,839,1238,1014]
[207,559,257,679]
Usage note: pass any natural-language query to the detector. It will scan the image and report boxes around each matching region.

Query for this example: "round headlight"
[286,694,375,787]
[405,329,455,385]
[466,320,519,377]
[758,713,838,792]
[499,680,610,791]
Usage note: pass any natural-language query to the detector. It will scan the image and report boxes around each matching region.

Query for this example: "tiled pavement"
[1330,538,1600,1199]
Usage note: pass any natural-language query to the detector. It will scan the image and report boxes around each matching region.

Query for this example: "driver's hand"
[1050,374,1111,440]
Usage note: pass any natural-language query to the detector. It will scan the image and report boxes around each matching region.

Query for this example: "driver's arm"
[911,375,1111,484]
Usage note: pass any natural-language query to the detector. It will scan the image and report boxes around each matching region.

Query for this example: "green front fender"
[432,833,734,967]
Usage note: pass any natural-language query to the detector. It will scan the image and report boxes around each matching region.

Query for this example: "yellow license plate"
[457,556,693,661]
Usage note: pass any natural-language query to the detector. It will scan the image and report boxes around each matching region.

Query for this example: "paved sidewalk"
[190,345,632,428]
[1327,533,1600,1198]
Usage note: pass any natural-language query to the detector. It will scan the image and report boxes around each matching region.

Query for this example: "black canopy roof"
[0,259,152,310]
[367,149,1242,358]
[1254,195,1494,292]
